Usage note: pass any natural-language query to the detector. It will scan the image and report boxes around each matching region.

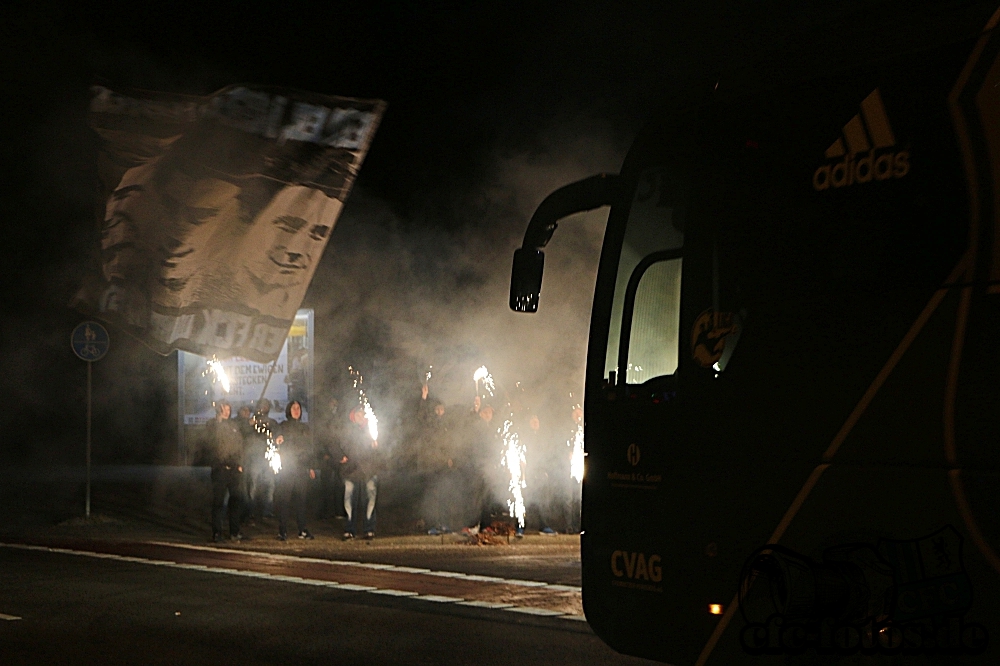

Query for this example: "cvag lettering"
[611,550,662,583]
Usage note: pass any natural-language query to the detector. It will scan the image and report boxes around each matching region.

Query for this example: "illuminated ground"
[1,471,584,588]
[0,545,654,666]
[0,474,625,665]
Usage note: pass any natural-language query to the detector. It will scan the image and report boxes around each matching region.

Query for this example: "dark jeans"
[245,466,274,519]
[275,471,309,536]
[318,463,344,519]
[211,466,244,537]
[420,469,462,530]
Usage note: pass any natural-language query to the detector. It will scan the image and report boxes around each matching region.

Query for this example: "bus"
[510,7,1000,664]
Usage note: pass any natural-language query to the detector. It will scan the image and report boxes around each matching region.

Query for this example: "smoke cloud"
[302,120,629,525]
[313,126,626,400]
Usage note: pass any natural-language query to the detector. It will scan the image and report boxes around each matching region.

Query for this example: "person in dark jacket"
[208,400,246,542]
[273,400,315,540]
[235,405,255,439]
[316,397,345,520]
[247,399,277,520]
[234,405,256,524]
[419,401,463,532]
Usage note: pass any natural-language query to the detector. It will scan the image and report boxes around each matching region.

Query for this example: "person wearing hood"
[419,401,461,533]
[246,398,277,521]
[235,405,255,439]
[316,396,346,520]
[273,400,316,540]
[207,400,246,542]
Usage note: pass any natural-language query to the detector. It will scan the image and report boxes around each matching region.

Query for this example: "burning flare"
[473,365,495,397]
[570,423,585,483]
[350,366,380,444]
[203,356,231,393]
[265,439,281,474]
[499,417,527,528]
[364,401,379,441]
[254,416,281,474]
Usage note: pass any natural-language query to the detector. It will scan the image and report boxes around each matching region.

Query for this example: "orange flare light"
[709,604,723,615]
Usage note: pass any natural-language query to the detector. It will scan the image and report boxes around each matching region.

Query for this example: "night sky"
[1,1,993,466]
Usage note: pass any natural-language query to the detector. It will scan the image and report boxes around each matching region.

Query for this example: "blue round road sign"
[71,321,110,362]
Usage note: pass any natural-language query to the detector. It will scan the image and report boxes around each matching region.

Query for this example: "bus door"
[581,154,700,657]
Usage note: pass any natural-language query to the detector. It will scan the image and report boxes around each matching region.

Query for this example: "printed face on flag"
[102,164,246,307]
[81,85,385,362]
[238,186,341,309]
[157,173,244,299]
[101,159,164,285]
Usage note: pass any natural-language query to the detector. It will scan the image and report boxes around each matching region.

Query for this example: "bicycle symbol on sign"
[71,322,109,362]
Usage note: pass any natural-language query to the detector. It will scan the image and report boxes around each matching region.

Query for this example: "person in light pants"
[343,476,378,538]
[336,406,381,539]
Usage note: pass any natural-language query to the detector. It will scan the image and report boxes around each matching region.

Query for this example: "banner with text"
[179,309,313,426]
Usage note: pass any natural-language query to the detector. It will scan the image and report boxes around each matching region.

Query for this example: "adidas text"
[812,148,909,191]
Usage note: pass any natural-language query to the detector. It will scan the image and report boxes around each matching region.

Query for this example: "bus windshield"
[604,167,686,384]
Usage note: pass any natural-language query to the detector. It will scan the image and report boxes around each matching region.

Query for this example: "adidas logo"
[812,88,909,191]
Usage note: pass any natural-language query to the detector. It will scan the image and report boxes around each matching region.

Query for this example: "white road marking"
[461,574,507,583]
[0,543,584,622]
[505,607,565,616]
[142,541,582,592]
[500,579,549,587]
[369,588,418,597]
[295,579,338,587]
[544,584,581,592]
[457,600,515,609]
[174,564,209,571]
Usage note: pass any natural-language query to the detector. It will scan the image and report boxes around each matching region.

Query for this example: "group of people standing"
[396,383,583,536]
[201,395,383,543]
[201,381,582,542]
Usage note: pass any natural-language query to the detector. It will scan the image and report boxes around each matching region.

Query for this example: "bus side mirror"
[510,248,545,312]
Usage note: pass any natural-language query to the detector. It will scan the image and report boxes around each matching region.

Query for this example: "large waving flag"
[76,85,385,362]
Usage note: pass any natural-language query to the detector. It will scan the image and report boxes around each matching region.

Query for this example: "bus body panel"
[573,33,1000,664]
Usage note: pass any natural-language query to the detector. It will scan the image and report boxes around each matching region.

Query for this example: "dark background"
[1,0,994,466]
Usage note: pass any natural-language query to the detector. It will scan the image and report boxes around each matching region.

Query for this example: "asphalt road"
[0,546,656,666]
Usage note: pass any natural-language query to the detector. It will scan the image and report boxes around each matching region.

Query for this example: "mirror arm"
[521,173,622,250]
[511,173,621,313]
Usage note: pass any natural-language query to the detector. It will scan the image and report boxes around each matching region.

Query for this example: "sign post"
[71,322,109,517]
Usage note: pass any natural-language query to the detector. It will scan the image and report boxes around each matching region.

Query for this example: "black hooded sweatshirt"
[208,415,244,468]
[276,404,314,476]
